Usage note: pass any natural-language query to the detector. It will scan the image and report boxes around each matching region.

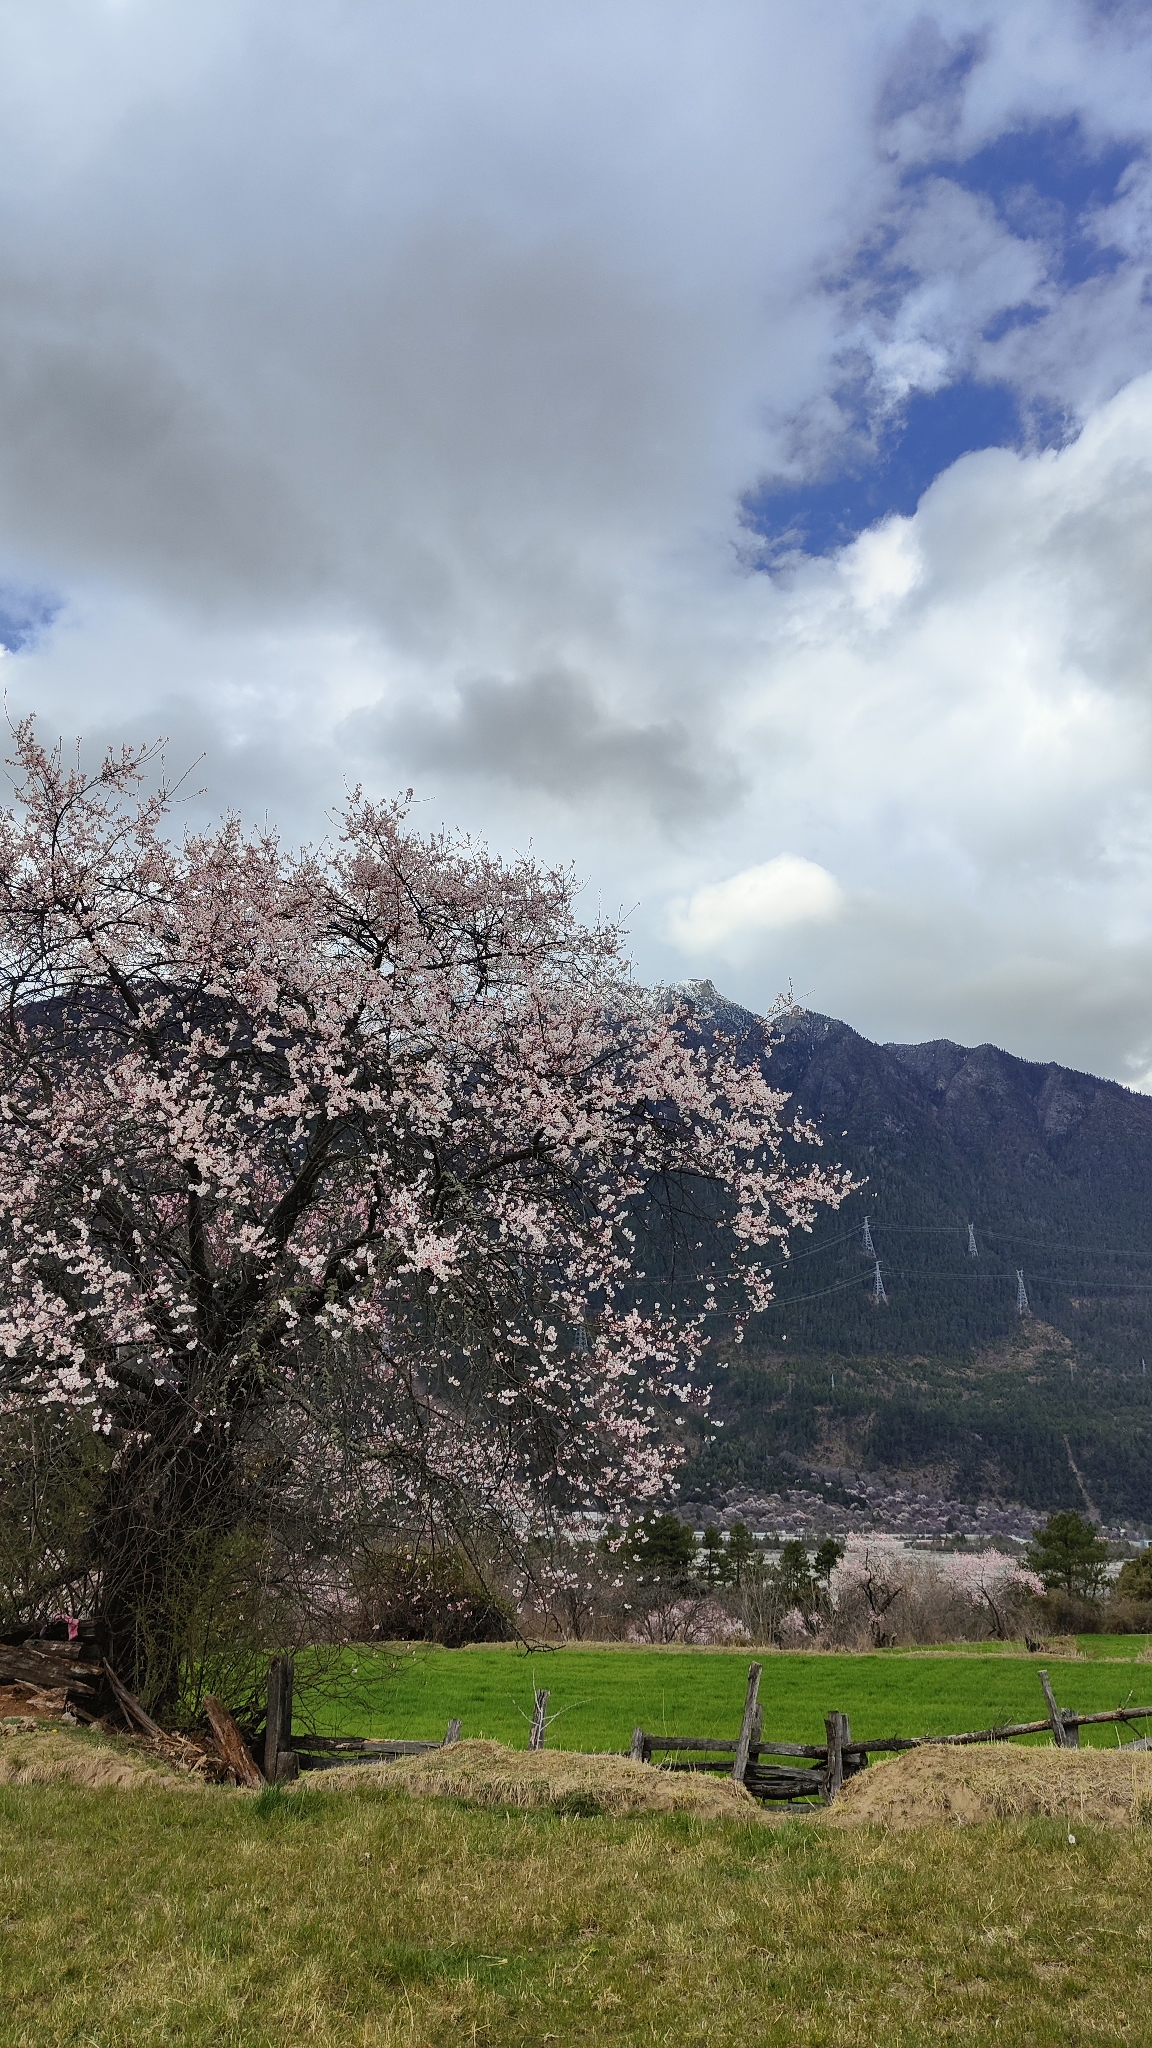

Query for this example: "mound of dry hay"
[0,1724,209,1793]
[321,1739,757,1819]
[829,1742,1152,1829]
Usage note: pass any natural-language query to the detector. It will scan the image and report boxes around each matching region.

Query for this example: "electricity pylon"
[873,1260,888,1305]
[967,1223,979,1258]
[862,1216,875,1257]
[1016,1270,1030,1315]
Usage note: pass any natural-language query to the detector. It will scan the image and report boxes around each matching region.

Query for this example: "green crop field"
[296,1640,1152,1753]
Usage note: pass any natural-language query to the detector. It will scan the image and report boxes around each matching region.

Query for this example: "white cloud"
[668,858,846,959]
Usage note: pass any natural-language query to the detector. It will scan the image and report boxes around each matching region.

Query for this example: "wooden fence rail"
[289,1727,461,1770]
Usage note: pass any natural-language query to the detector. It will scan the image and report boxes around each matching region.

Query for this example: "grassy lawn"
[3,1768,1152,2046]
[297,1641,1152,1753]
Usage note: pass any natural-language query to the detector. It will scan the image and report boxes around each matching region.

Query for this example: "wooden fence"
[14,1631,1152,1804]
[628,1663,1152,1805]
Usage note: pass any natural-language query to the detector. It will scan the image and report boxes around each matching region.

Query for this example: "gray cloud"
[365,669,746,827]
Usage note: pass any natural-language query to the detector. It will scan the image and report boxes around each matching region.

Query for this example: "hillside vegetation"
[669,992,1152,1526]
[683,1321,1152,1524]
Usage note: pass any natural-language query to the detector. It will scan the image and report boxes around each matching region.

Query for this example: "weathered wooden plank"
[823,1711,848,1802]
[102,1660,164,1739]
[843,1703,1152,1757]
[1062,1705,1152,1730]
[745,1770,825,1789]
[264,1656,295,1782]
[643,1736,738,1752]
[1039,1669,1070,1749]
[204,1695,264,1787]
[0,1646,101,1695]
[746,1774,826,1801]
[8,1639,91,1662]
[732,1663,763,1786]
[643,1733,835,1761]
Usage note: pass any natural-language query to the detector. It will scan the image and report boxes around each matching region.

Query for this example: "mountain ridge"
[669,984,1152,1528]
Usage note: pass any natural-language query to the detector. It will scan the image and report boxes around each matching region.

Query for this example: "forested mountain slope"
[671,987,1152,1526]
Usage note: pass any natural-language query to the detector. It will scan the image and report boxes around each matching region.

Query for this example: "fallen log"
[203,1696,264,1787]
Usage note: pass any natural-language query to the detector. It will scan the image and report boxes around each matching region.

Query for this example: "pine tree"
[700,1525,729,1583]
[727,1521,757,1587]
[1025,1512,1110,1598]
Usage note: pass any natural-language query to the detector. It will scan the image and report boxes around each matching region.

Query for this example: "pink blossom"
[0,724,852,1540]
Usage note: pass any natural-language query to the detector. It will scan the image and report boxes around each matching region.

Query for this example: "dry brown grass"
[829,1739,1152,1828]
[322,1736,758,1817]
[0,1722,201,1792]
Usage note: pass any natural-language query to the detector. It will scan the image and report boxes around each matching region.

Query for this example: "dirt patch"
[318,1739,758,1819]
[0,1681,76,1721]
[828,1742,1152,1828]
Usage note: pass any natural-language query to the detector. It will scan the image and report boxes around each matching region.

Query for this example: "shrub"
[351,1546,513,1647]
[626,1596,749,1645]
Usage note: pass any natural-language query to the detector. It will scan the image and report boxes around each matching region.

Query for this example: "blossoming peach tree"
[0,724,850,1701]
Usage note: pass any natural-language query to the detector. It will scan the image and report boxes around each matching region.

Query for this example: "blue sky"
[749,112,1144,557]
[2,1,1152,1084]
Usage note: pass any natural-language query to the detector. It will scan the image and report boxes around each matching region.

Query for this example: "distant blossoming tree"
[828,1535,1043,1647]
[0,725,850,1702]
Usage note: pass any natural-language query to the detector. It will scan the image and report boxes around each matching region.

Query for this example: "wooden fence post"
[732,1663,763,1784]
[823,1711,848,1802]
[1039,1670,1071,1749]
[443,1718,462,1745]
[264,1655,295,1782]
[529,1689,549,1750]
[630,1726,647,1763]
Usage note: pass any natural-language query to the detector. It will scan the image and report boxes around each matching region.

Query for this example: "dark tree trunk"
[91,1406,242,1714]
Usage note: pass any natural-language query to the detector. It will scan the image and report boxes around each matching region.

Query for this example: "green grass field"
[4,1769,1152,2046]
[297,1639,1152,1753]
